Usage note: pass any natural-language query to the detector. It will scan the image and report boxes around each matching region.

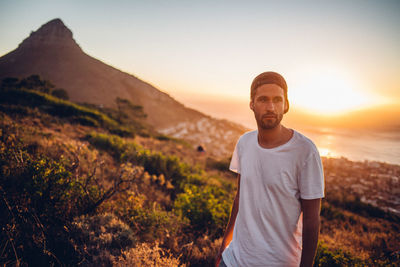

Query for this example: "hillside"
[0,18,247,158]
[1,77,399,266]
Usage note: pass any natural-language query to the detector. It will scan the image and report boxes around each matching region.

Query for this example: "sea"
[176,95,400,165]
[295,126,400,165]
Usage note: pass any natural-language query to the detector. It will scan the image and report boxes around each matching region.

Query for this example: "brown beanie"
[250,71,288,101]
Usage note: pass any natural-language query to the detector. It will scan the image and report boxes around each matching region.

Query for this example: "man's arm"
[300,198,321,267]
[215,174,241,267]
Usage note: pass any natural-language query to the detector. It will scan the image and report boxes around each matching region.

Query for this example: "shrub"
[112,192,186,244]
[70,213,136,264]
[174,184,231,233]
[0,135,84,264]
[179,235,222,267]
[115,243,185,267]
[86,132,196,189]
[314,242,365,267]
[85,132,139,161]
[135,151,192,188]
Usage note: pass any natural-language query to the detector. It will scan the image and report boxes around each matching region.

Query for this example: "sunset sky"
[1,0,399,125]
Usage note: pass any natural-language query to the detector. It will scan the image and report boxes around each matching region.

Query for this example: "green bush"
[111,193,187,244]
[136,151,193,188]
[0,145,98,223]
[314,242,365,267]
[86,132,196,189]
[85,132,139,161]
[174,184,231,233]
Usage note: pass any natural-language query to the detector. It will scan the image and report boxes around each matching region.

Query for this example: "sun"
[290,70,372,115]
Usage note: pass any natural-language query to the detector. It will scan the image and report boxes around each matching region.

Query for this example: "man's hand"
[300,198,321,267]
[215,251,222,267]
[215,174,241,267]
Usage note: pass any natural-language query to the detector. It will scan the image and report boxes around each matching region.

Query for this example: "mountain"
[0,18,247,158]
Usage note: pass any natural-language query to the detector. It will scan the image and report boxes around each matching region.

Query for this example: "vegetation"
[0,76,399,266]
[0,121,140,265]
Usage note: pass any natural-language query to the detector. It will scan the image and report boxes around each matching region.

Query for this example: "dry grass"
[115,243,185,267]
[320,208,400,261]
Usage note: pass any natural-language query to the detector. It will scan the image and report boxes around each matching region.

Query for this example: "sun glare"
[291,70,373,115]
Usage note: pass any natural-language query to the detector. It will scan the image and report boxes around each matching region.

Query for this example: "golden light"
[291,70,373,115]
[318,147,335,158]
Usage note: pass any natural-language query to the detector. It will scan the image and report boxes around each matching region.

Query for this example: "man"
[215,72,324,267]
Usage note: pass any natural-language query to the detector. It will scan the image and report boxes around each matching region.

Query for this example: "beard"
[256,112,283,130]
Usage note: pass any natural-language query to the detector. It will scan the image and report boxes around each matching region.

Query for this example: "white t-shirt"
[222,130,324,267]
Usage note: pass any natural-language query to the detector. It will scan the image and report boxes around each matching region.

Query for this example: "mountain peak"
[42,18,68,29]
[18,18,80,50]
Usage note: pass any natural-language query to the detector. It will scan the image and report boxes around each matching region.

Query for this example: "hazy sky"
[1,0,399,117]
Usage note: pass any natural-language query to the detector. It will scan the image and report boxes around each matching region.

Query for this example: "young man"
[216,72,324,267]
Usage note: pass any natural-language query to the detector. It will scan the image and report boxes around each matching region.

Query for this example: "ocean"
[296,126,400,165]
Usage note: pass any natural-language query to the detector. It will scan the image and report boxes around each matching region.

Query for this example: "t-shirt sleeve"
[299,151,325,199]
[229,140,241,174]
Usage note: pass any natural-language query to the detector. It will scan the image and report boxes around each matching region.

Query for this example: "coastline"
[322,156,400,216]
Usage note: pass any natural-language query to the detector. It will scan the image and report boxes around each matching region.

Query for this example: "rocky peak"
[18,18,81,50]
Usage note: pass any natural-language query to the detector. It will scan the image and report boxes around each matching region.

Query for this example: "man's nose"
[265,100,275,111]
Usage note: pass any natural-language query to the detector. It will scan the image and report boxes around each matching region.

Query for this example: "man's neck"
[257,124,293,149]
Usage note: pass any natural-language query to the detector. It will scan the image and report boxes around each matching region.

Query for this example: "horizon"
[172,89,400,130]
[1,0,400,121]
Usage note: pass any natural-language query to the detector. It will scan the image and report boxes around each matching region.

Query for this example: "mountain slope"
[0,18,247,157]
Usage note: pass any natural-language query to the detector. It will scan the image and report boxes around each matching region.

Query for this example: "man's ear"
[250,101,254,111]
[284,99,289,114]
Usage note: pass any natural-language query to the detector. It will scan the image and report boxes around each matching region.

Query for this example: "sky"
[1,0,400,125]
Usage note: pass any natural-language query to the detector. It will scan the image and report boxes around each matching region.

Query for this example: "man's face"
[250,84,288,130]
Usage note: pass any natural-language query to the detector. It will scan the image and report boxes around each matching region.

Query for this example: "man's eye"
[273,97,283,103]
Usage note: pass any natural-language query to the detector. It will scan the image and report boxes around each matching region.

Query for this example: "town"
[323,156,400,216]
